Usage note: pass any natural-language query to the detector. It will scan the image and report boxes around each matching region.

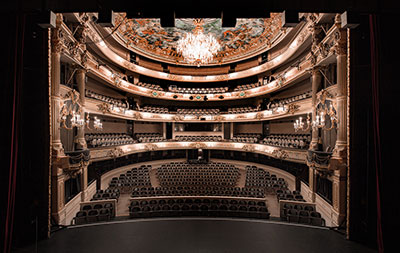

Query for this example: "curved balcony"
[85,97,312,122]
[58,20,312,101]
[89,141,307,164]
[85,18,312,82]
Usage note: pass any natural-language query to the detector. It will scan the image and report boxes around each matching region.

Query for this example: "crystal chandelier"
[176,19,221,66]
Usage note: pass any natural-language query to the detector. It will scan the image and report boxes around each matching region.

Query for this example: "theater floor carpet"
[13,218,376,253]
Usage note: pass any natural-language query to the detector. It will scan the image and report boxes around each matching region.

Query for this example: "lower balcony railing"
[88,141,307,164]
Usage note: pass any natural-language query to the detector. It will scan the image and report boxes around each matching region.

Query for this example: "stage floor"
[13,218,376,253]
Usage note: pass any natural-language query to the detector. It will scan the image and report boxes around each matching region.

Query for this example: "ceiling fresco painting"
[114,13,284,66]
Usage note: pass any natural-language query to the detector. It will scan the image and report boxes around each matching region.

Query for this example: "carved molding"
[189,142,207,149]
[108,147,124,158]
[144,144,158,151]
[287,104,300,114]
[97,102,111,114]
[242,144,255,152]
[271,149,289,159]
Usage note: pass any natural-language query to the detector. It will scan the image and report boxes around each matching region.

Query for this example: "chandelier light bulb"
[176,19,221,66]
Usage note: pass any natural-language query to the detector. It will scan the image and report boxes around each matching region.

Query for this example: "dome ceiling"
[113,13,284,66]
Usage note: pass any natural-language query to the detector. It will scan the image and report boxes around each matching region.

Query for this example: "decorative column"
[310,67,322,150]
[332,17,348,163]
[51,17,65,157]
[75,68,87,150]
[51,15,68,224]
[330,14,348,226]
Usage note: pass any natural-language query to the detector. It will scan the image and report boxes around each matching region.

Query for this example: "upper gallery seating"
[85,89,127,108]
[136,82,164,91]
[231,133,262,143]
[85,133,136,148]
[175,135,223,142]
[233,82,263,91]
[135,133,166,143]
[169,86,229,94]
[266,91,312,109]
[227,106,260,114]
[176,108,220,116]
[129,197,270,219]
[262,134,311,149]
[139,105,169,114]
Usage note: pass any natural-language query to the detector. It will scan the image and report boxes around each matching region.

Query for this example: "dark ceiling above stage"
[3,0,398,14]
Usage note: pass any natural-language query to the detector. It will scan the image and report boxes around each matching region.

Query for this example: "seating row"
[280,203,325,226]
[266,91,312,109]
[136,82,163,91]
[74,201,116,225]
[129,197,270,219]
[175,135,223,142]
[86,89,127,109]
[169,86,229,94]
[131,186,266,198]
[85,133,136,148]
[227,106,260,114]
[176,108,220,115]
[262,134,310,149]
[233,82,263,91]
[139,105,169,113]
[135,133,166,143]
[231,133,261,143]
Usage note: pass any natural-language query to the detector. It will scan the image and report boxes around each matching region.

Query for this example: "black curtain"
[1,12,51,252]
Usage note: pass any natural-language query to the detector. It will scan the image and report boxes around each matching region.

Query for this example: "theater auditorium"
[1,1,398,252]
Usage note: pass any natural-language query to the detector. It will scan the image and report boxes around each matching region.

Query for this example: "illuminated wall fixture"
[294,113,311,132]
[60,90,103,130]
[176,19,221,66]
[60,90,84,130]
[85,113,103,130]
[312,89,338,131]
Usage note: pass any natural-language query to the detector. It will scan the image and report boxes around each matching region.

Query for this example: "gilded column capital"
[332,29,347,56]
[51,28,64,54]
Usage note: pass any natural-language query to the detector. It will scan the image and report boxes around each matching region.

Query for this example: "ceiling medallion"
[176,19,221,67]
